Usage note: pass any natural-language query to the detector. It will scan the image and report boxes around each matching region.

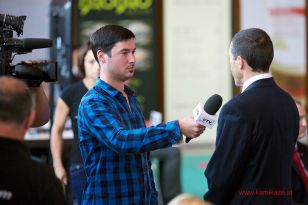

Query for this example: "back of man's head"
[0,76,32,124]
[231,28,274,73]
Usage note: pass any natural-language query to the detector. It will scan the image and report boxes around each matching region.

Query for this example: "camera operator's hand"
[15,60,47,87]
[21,60,48,64]
[17,60,50,127]
[16,60,57,87]
[29,83,50,127]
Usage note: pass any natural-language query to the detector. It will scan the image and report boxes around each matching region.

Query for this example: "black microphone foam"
[185,94,223,143]
[204,94,223,115]
[22,38,53,50]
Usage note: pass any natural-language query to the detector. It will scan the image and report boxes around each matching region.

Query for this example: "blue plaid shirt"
[78,79,181,205]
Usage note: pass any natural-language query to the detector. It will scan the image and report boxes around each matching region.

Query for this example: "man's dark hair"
[0,76,32,124]
[90,25,135,63]
[230,28,274,72]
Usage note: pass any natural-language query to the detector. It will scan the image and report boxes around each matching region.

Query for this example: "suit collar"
[242,73,272,93]
[244,77,275,92]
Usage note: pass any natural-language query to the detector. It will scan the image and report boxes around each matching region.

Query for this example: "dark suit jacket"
[204,78,299,205]
[292,142,308,205]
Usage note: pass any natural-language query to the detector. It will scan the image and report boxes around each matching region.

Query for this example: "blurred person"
[78,25,205,204]
[0,76,66,205]
[168,194,212,205]
[295,101,308,141]
[151,147,182,204]
[292,101,308,205]
[204,28,299,205]
[50,40,99,205]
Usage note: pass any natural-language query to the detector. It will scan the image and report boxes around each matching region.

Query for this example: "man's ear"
[97,50,108,63]
[236,56,244,70]
[24,110,36,131]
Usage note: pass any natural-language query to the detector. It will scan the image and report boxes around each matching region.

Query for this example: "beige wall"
[163,0,232,144]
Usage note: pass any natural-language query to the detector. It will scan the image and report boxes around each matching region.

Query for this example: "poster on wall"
[241,0,307,105]
[75,0,160,118]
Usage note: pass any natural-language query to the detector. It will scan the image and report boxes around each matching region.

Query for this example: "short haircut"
[90,25,135,63]
[230,28,274,72]
[0,76,32,124]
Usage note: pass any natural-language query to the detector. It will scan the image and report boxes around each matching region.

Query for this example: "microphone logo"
[201,118,215,126]
[193,103,217,128]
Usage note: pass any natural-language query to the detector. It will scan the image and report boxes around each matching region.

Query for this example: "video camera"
[0,13,57,87]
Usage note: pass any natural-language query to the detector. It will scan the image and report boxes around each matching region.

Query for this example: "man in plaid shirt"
[78,25,205,205]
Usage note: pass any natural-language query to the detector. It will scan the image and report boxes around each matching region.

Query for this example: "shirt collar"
[241,73,272,93]
[96,78,135,97]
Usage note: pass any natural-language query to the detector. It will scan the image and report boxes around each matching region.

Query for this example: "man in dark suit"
[292,101,308,205]
[203,28,299,205]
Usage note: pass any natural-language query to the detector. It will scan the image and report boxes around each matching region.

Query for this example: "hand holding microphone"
[178,116,206,139]
[185,94,223,143]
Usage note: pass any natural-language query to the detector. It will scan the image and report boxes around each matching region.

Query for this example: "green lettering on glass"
[79,0,153,16]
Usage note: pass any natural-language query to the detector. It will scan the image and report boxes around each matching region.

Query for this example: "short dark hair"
[90,25,135,63]
[0,76,32,124]
[230,28,274,72]
[78,39,92,77]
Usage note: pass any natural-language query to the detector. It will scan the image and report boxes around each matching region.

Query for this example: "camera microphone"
[3,38,53,52]
[21,38,53,50]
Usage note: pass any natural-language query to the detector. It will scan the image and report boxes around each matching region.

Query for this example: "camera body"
[0,13,57,86]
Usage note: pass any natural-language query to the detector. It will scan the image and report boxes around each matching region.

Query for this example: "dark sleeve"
[60,84,75,107]
[203,104,251,205]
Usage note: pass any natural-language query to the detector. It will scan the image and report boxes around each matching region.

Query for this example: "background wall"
[163,0,232,144]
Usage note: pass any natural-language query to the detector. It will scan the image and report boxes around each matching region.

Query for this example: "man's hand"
[21,60,48,64]
[179,116,206,138]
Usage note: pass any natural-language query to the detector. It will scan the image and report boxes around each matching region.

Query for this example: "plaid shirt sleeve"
[78,91,181,154]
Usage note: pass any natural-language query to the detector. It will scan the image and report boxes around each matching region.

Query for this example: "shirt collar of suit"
[241,73,272,93]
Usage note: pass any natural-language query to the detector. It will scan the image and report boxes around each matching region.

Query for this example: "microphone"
[186,94,223,143]
[3,38,53,52]
[21,38,53,50]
